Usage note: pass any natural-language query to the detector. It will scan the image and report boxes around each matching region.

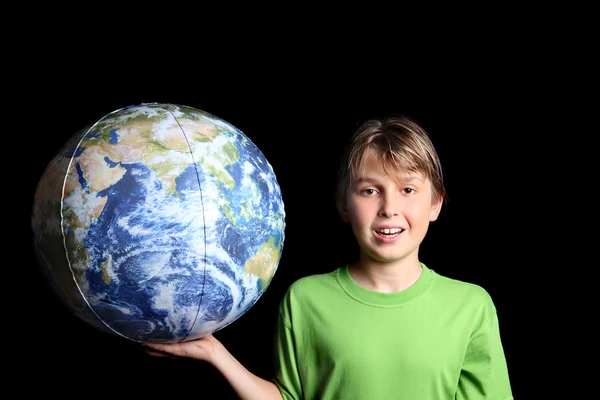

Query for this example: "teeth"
[377,228,402,235]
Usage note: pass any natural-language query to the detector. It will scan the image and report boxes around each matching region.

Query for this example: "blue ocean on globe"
[31,103,286,343]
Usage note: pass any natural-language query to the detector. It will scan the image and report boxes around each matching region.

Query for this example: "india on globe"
[31,103,286,343]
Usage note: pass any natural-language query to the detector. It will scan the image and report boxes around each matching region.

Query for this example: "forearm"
[210,341,283,400]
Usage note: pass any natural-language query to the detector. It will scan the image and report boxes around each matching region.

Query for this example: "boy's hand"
[142,333,220,362]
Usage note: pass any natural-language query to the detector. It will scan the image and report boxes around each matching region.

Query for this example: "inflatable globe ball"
[31,103,286,343]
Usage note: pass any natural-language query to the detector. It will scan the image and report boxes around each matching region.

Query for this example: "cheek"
[404,203,433,223]
[345,204,369,226]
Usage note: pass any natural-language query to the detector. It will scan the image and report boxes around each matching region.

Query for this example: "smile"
[375,228,404,236]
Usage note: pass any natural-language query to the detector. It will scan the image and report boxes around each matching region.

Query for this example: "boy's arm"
[144,334,283,400]
[210,339,284,400]
[456,311,513,400]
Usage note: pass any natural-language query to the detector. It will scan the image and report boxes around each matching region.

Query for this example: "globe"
[31,103,286,343]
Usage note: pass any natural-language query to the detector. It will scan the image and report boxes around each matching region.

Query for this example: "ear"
[429,196,443,222]
[337,201,351,222]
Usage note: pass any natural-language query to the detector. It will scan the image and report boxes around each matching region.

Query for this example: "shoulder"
[285,269,339,297]
[429,269,500,335]
[278,268,340,312]
[430,269,496,312]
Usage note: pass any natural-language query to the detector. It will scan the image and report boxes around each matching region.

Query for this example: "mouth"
[374,228,404,237]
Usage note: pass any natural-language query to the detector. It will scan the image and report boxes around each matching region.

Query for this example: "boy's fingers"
[141,345,177,358]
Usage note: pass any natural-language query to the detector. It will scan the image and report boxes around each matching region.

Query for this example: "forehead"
[352,172,427,187]
[353,149,426,182]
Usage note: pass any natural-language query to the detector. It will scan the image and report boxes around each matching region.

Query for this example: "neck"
[348,258,423,293]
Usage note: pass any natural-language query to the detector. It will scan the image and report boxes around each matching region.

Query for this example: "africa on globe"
[31,103,286,343]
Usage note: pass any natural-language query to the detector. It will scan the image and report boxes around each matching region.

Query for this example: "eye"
[402,188,416,195]
[361,188,378,196]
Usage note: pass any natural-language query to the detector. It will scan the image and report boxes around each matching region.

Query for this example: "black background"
[12,50,545,399]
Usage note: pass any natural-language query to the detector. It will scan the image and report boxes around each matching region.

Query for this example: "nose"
[378,192,398,218]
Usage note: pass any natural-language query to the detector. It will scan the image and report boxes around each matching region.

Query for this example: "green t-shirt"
[273,264,513,399]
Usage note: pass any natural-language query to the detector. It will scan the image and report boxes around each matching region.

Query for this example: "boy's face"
[340,150,442,265]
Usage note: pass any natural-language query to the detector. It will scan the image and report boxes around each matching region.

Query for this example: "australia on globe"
[31,103,286,343]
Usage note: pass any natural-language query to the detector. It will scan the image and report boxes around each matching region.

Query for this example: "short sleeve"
[456,309,513,400]
[272,295,303,400]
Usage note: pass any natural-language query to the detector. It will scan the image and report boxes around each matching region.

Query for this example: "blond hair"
[336,115,447,206]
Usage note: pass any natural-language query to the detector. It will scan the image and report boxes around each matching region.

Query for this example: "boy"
[144,115,513,399]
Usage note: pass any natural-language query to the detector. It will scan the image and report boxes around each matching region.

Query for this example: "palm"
[143,333,218,361]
